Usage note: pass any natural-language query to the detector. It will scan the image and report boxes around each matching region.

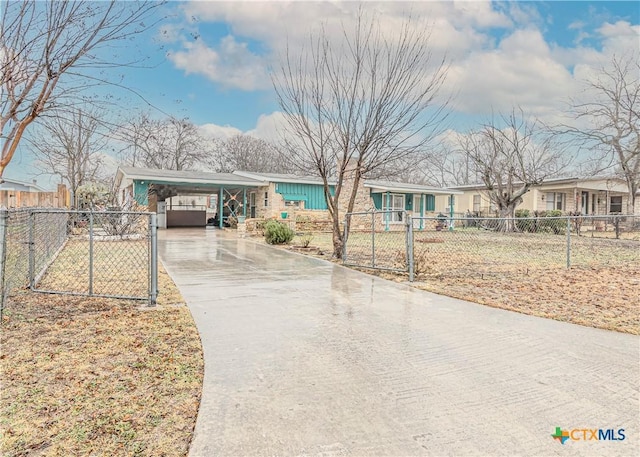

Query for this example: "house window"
[285,200,302,208]
[546,192,564,211]
[383,193,405,222]
[446,195,455,211]
[264,191,269,207]
[609,196,623,213]
[473,194,481,213]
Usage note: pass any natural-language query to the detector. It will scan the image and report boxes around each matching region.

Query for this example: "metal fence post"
[0,210,8,315]
[89,212,94,295]
[342,214,349,263]
[371,211,376,268]
[566,216,571,269]
[28,211,35,289]
[407,214,414,282]
[150,213,158,305]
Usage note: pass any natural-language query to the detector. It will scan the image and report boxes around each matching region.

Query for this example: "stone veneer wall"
[244,160,380,235]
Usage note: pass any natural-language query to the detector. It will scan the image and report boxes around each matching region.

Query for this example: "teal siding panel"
[425,194,435,211]
[133,180,149,205]
[275,182,330,210]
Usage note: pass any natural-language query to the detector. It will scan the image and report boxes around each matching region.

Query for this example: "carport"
[114,166,267,228]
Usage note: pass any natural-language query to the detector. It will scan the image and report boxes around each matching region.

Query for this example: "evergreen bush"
[264,220,295,244]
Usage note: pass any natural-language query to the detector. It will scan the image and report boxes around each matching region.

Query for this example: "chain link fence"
[342,212,640,281]
[0,209,158,315]
[343,211,411,272]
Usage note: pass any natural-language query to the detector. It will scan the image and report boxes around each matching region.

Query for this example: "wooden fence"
[0,184,69,208]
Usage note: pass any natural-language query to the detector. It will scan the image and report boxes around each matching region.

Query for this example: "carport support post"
[243,189,247,217]
[219,186,224,228]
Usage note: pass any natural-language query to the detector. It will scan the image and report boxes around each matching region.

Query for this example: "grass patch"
[0,262,204,457]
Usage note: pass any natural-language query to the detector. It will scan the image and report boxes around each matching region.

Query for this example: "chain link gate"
[343,210,413,278]
[26,210,157,304]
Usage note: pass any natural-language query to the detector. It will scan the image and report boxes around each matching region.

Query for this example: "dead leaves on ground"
[0,262,204,457]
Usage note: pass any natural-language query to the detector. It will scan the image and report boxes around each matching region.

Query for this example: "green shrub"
[539,210,565,234]
[264,220,295,244]
[515,209,530,218]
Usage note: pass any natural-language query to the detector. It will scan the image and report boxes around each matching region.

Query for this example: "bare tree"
[564,54,639,214]
[120,115,206,171]
[0,0,163,180]
[28,108,110,206]
[458,109,564,228]
[273,11,448,258]
[415,146,477,187]
[209,134,293,174]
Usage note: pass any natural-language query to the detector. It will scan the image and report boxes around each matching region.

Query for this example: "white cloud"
[168,36,269,91]
[597,20,640,55]
[172,1,637,132]
[445,28,575,120]
[452,0,512,28]
[178,1,509,77]
[199,123,242,140]
[198,111,296,146]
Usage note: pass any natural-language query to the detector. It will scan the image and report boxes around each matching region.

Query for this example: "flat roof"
[451,176,628,190]
[233,171,336,186]
[117,166,267,187]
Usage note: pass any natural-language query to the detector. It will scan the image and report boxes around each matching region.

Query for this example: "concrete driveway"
[159,228,638,457]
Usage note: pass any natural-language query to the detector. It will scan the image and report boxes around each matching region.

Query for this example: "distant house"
[114,165,460,229]
[0,178,46,192]
[452,177,639,216]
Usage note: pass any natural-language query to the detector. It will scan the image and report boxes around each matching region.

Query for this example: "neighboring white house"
[0,178,47,192]
[450,177,639,215]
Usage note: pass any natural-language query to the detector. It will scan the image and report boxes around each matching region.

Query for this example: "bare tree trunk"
[273,10,449,258]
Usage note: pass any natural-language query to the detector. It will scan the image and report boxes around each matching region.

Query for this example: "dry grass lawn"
[0,262,203,457]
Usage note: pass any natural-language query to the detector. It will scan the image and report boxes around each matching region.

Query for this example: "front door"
[249,192,256,218]
[393,194,405,222]
[581,191,589,214]
[413,195,425,230]
[413,195,422,216]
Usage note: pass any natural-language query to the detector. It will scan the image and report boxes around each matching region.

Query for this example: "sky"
[5,0,640,189]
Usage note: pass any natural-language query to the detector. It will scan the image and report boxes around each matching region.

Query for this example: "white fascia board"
[234,171,335,186]
[127,174,267,187]
[365,184,463,195]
